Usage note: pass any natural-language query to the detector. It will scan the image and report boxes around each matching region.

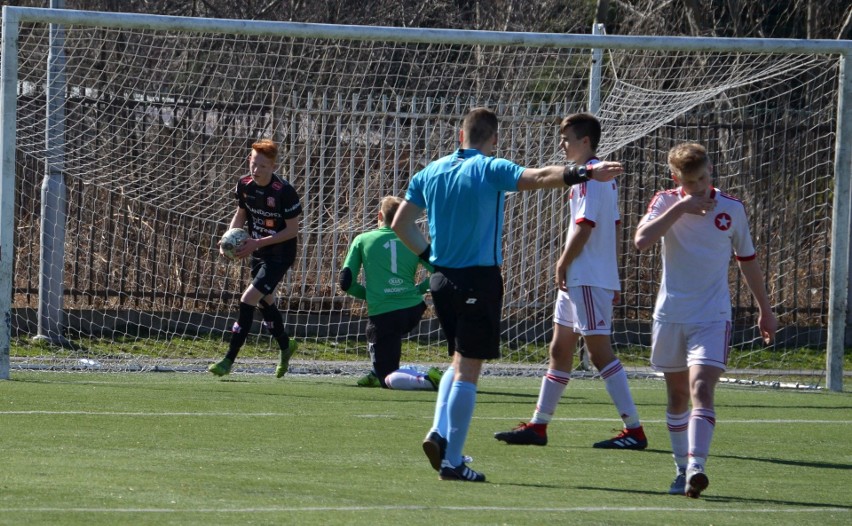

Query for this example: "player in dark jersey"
[208,139,303,378]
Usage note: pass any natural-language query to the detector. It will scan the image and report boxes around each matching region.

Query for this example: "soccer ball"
[219,228,248,260]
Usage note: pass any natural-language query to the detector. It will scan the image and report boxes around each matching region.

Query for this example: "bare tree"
[683,0,713,35]
[839,3,852,39]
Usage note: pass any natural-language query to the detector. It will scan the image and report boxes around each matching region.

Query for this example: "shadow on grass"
[716,402,852,411]
[714,452,852,471]
[572,485,852,509]
[476,390,548,401]
[488,481,566,489]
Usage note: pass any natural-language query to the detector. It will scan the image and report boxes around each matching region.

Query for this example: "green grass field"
[0,371,849,525]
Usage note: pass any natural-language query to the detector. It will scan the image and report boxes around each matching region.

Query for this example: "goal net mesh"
[7,17,841,387]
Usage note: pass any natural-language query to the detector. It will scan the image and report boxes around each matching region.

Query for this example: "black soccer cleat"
[494,422,548,446]
[439,461,485,482]
[592,426,647,450]
[685,465,709,498]
[422,431,447,472]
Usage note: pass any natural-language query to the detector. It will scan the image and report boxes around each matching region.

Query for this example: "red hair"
[252,139,278,162]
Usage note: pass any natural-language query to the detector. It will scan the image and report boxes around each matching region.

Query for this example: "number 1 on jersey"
[383,239,398,274]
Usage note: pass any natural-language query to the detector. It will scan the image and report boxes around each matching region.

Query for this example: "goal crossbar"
[4,7,852,54]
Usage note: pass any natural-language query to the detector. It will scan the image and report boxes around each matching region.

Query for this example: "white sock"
[667,410,690,470]
[688,408,716,465]
[384,369,432,390]
[600,359,641,429]
[530,369,571,424]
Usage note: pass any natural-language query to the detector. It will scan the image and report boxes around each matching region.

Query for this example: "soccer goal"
[1,7,850,390]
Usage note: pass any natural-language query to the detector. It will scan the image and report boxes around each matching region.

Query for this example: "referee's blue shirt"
[404,148,525,268]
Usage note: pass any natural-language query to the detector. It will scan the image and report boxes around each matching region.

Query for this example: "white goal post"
[0,7,850,391]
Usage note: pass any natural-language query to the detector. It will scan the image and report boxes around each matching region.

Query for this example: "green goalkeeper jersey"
[342,226,432,316]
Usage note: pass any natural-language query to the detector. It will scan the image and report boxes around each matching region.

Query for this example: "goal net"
[2,8,847,388]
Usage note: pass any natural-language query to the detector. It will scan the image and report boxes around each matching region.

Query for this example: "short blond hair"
[252,139,278,162]
[668,142,708,180]
[380,196,403,226]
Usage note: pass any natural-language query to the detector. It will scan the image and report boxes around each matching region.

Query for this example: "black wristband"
[339,268,353,292]
[563,164,590,186]
[418,246,431,263]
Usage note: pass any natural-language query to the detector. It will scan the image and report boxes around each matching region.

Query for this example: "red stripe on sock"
[545,373,570,385]
[601,361,623,379]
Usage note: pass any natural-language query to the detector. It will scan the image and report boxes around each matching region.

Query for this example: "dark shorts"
[430,265,503,360]
[366,302,427,385]
[250,256,293,296]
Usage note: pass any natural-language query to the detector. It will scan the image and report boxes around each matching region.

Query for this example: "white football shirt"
[640,187,756,323]
[564,177,621,290]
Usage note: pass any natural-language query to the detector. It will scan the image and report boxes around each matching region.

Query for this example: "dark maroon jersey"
[235,173,302,261]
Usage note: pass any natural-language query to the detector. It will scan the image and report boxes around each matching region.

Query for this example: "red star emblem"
[715,212,732,231]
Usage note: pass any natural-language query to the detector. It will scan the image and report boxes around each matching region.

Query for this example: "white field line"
[0,410,847,425]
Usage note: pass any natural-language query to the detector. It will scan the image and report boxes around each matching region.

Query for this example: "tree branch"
[683,0,712,36]
[256,0,283,19]
[839,3,852,40]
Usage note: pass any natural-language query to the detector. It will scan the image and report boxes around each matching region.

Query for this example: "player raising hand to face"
[635,142,777,498]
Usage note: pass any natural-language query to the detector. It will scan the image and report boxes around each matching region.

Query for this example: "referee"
[392,107,623,482]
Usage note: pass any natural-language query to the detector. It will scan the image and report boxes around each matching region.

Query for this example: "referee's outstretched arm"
[517,161,622,191]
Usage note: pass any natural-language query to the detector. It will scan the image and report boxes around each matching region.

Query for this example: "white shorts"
[553,286,614,336]
[650,320,732,372]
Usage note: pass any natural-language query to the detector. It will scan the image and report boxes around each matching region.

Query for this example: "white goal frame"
[0,6,850,390]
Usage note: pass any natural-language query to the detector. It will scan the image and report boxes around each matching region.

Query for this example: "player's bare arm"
[229,207,247,229]
[391,200,429,258]
[634,195,717,251]
[235,212,301,258]
[555,222,592,291]
[516,161,623,191]
[737,258,778,344]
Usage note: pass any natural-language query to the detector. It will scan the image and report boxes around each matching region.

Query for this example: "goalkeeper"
[339,196,443,391]
[208,139,302,379]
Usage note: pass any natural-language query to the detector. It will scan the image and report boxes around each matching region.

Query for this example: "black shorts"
[366,302,427,384]
[430,266,503,360]
[250,256,293,296]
